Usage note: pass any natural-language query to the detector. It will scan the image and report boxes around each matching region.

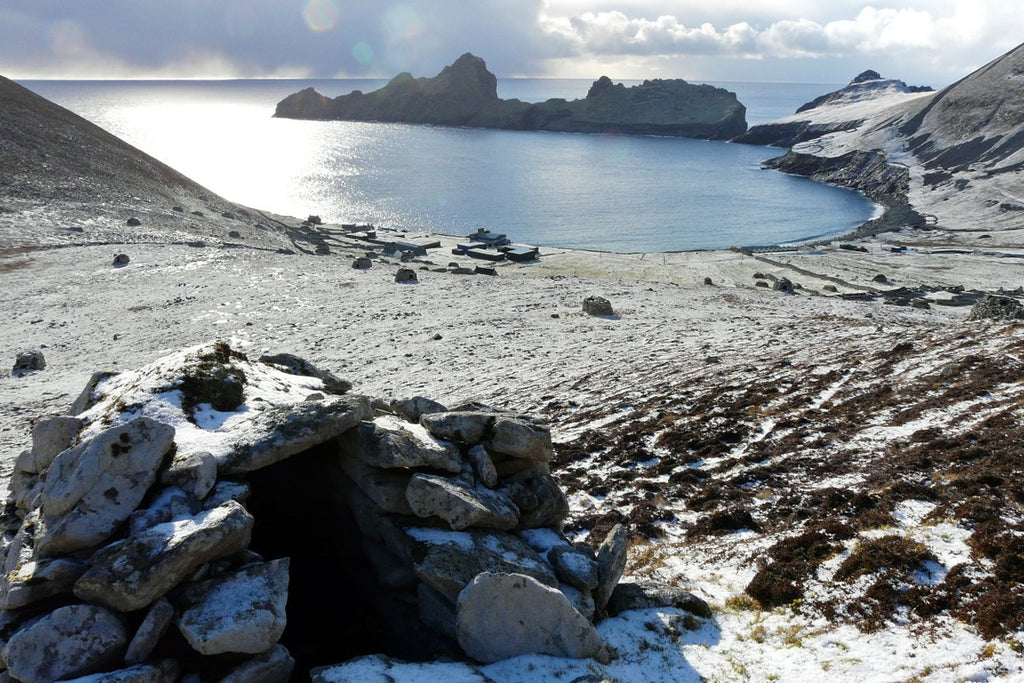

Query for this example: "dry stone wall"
[0,342,628,681]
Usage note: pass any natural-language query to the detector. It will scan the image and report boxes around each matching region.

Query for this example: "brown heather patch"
[547,322,1024,639]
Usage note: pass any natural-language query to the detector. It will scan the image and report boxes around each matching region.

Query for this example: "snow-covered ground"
[3,223,1024,681]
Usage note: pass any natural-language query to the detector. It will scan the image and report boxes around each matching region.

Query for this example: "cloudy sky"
[1,1,1021,86]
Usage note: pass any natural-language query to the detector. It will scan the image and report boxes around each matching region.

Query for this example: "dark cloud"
[0,0,552,77]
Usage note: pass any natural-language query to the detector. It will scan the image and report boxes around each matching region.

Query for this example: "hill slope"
[738,43,1024,243]
[0,76,285,249]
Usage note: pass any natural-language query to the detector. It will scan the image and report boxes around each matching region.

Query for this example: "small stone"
[420,411,492,444]
[549,544,600,592]
[487,416,553,462]
[467,445,498,488]
[872,273,889,284]
[26,415,82,472]
[125,598,175,665]
[126,217,141,226]
[113,253,130,266]
[352,256,372,269]
[160,451,217,499]
[823,284,838,293]
[703,277,713,285]
[74,500,254,611]
[37,416,175,556]
[219,644,295,683]
[605,580,712,618]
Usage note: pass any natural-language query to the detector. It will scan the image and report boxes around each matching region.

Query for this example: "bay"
[20,78,875,252]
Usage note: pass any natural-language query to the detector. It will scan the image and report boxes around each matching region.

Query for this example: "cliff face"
[274,53,747,140]
[736,42,1024,238]
[734,71,932,147]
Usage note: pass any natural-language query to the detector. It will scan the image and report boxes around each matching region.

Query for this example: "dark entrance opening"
[245,441,399,678]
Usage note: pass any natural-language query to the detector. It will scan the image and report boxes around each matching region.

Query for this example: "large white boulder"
[37,416,175,556]
[176,559,290,655]
[455,572,606,663]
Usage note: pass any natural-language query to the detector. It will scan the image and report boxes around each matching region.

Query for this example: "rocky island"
[274,53,747,140]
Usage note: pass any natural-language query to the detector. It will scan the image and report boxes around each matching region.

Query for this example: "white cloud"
[540,3,1009,60]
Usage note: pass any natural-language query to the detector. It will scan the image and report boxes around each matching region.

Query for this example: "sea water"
[21,78,875,252]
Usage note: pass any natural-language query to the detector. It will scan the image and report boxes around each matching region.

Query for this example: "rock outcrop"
[0,341,640,680]
[275,53,747,140]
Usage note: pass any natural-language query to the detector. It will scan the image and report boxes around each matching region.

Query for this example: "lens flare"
[302,0,340,33]
[382,5,424,41]
[352,42,374,65]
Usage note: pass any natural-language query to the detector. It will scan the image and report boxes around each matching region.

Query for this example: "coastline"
[4,64,1024,681]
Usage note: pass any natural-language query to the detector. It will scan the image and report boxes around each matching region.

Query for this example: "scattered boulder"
[456,572,607,663]
[605,580,712,618]
[593,524,628,615]
[395,267,418,283]
[113,253,130,266]
[912,299,932,310]
[307,214,323,225]
[773,277,794,294]
[703,277,713,285]
[2,604,127,683]
[352,256,372,269]
[582,296,613,316]
[12,349,45,376]
[823,284,838,293]
[228,230,242,238]
[872,273,889,284]
[126,217,141,226]
[969,294,1024,321]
